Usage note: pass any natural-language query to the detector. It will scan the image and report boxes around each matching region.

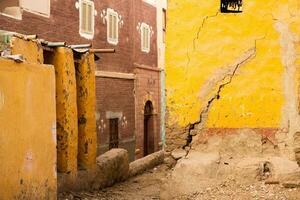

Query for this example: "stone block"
[92,149,129,189]
[129,151,164,177]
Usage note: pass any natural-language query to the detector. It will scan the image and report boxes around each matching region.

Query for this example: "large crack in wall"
[183,37,266,156]
[185,12,219,76]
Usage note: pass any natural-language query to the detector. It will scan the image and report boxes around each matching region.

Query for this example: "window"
[20,0,50,17]
[221,0,243,13]
[141,23,151,53]
[0,0,22,20]
[109,118,119,149]
[107,8,119,45]
[79,0,94,39]
[162,9,166,43]
[143,0,156,6]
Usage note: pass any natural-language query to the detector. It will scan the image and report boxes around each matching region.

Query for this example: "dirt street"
[58,164,169,200]
[59,163,300,200]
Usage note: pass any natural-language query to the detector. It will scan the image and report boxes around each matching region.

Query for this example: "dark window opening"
[221,0,243,13]
[109,118,119,149]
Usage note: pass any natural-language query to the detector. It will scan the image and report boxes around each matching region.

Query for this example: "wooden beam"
[90,49,115,53]
[95,71,135,80]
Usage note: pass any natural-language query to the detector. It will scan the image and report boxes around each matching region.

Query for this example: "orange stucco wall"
[0,57,57,200]
[76,52,97,170]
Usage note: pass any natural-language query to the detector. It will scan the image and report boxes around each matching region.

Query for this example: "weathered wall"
[11,36,44,64]
[95,77,136,161]
[166,0,300,159]
[76,52,97,170]
[0,0,162,160]
[135,67,161,158]
[0,58,56,200]
[46,47,78,175]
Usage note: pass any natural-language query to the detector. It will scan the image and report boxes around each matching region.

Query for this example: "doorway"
[109,118,119,149]
[144,101,155,156]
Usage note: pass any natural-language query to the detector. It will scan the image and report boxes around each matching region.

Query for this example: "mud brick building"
[0,0,163,161]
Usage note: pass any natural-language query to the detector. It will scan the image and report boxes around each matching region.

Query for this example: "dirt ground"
[58,164,169,200]
[59,163,300,200]
[171,178,300,200]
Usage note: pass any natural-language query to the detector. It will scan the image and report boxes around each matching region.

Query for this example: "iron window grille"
[221,0,242,13]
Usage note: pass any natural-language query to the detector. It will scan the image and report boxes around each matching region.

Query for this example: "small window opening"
[0,0,22,20]
[107,8,119,45]
[109,118,119,149]
[79,0,94,38]
[141,23,151,53]
[221,0,243,13]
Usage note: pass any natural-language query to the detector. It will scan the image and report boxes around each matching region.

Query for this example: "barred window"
[221,0,243,13]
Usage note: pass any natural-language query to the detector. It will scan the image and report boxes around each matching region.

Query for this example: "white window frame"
[20,0,50,18]
[107,8,119,45]
[79,0,95,40]
[0,0,22,20]
[0,7,22,20]
[143,0,156,6]
[141,23,151,53]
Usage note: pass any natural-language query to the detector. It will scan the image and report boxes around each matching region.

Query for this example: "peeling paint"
[166,0,300,156]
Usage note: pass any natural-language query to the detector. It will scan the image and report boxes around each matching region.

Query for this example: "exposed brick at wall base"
[135,68,161,159]
[95,77,136,161]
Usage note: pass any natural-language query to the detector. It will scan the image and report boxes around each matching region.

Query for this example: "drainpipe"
[160,69,166,149]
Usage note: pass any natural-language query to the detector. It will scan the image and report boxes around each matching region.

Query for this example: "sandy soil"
[58,164,169,200]
[171,178,300,200]
[59,164,300,200]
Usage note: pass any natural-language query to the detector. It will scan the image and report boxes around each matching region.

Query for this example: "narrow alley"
[1,0,300,200]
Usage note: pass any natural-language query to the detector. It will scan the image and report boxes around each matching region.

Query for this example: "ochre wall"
[0,58,56,200]
[47,47,78,175]
[166,0,300,155]
[11,36,44,64]
[76,52,97,170]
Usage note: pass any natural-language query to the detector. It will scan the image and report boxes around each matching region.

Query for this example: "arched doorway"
[144,101,155,156]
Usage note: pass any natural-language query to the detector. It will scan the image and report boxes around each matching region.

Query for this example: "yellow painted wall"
[11,37,44,64]
[166,1,300,130]
[76,52,97,170]
[48,47,78,175]
[0,58,56,200]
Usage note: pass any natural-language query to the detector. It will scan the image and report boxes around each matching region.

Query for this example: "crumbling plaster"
[166,0,300,158]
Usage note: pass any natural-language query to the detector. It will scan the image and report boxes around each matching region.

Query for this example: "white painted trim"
[95,71,135,80]
[0,6,22,20]
[0,12,22,20]
[106,8,119,45]
[143,0,156,7]
[20,0,51,18]
[79,0,95,40]
[106,112,123,119]
[141,22,151,53]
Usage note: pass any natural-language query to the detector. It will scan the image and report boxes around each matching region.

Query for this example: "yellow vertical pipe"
[76,52,97,169]
[51,47,78,174]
